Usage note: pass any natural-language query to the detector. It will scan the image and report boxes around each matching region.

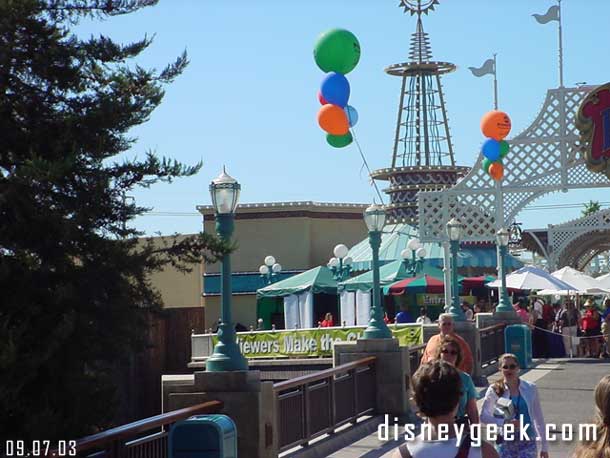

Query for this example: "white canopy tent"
[487,265,575,291]
[537,266,610,296]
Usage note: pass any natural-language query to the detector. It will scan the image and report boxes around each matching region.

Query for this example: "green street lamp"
[259,255,282,285]
[328,244,353,281]
[401,238,427,277]
[445,218,466,321]
[363,204,392,339]
[206,168,248,372]
[495,228,515,314]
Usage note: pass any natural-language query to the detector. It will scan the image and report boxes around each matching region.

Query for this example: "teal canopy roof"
[256,266,337,298]
[339,260,408,292]
[348,223,523,272]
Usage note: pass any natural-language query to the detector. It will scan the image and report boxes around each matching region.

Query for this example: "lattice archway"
[418,86,610,246]
[548,209,610,270]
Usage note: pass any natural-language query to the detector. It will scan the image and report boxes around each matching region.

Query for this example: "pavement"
[317,358,610,458]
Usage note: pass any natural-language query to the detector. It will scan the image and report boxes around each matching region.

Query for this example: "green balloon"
[482,157,501,173]
[327,132,353,148]
[314,29,361,75]
[499,140,509,158]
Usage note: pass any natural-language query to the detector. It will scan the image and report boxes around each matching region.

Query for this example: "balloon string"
[350,127,386,205]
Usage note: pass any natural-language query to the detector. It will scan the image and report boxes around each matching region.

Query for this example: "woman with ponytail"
[573,374,610,458]
[480,354,549,458]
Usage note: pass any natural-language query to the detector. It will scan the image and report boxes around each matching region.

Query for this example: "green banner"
[211,325,422,358]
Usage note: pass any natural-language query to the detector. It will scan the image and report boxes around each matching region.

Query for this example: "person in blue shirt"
[434,334,479,424]
[394,307,413,323]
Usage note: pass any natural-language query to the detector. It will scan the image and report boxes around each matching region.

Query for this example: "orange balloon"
[481,110,512,140]
[318,104,349,136]
[488,162,504,181]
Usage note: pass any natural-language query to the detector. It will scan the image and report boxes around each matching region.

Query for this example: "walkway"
[323,358,609,457]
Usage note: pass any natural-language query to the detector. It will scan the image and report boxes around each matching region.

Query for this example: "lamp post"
[328,244,353,281]
[363,204,392,339]
[445,218,466,321]
[259,255,282,285]
[495,228,515,314]
[206,168,248,372]
[401,238,427,277]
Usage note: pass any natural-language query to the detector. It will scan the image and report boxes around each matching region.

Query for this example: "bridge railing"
[407,343,427,377]
[273,356,377,453]
[52,400,223,458]
[480,323,507,368]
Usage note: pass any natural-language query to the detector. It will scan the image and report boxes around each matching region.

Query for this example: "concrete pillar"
[162,370,277,458]
[333,338,413,419]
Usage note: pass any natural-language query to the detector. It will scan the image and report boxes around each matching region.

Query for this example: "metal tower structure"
[371,0,469,224]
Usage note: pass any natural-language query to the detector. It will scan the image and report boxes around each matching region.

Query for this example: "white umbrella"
[596,272,610,290]
[537,266,605,295]
[487,265,575,291]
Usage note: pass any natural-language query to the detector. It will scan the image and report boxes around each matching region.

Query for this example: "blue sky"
[75,0,610,236]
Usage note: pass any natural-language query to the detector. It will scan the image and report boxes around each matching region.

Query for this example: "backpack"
[542,303,554,323]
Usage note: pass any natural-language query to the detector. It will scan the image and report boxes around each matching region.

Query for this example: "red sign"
[577,83,610,177]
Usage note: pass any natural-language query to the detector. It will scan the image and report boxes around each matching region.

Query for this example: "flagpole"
[493,53,498,109]
[558,0,564,87]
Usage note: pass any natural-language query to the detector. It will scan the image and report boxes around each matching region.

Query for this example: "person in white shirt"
[480,353,549,458]
[416,307,432,325]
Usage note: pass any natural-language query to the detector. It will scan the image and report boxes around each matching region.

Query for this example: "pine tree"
[0,0,229,441]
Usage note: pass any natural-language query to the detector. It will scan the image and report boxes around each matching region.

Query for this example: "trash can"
[504,324,532,369]
[169,414,237,458]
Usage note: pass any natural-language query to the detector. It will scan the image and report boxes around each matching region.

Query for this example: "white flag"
[469,59,495,77]
[533,5,560,24]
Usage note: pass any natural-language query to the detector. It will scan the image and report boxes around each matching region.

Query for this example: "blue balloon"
[344,105,358,127]
[320,72,350,108]
[482,138,501,161]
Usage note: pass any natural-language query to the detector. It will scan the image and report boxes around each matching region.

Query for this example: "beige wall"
[145,203,368,326]
[203,217,313,273]
[203,295,257,330]
[309,218,368,266]
[141,235,204,309]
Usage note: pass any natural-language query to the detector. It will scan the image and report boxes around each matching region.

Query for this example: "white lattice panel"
[548,209,610,268]
[418,86,610,243]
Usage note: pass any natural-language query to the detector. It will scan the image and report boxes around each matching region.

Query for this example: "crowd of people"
[514,297,610,359]
[387,313,610,457]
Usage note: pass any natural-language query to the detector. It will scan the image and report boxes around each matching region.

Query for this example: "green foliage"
[582,200,602,217]
[0,0,230,441]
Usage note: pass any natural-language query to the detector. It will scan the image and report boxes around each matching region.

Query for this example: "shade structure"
[596,272,610,289]
[346,224,523,271]
[487,265,575,291]
[538,266,608,295]
[385,274,445,296]
[339,259,409,292]
[256,266,337,298]
[461,275,496,291]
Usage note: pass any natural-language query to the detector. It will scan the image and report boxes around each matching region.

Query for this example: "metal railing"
[480,323,507,368]
[407,343,427,377]
[273,356,377,453]
[52,400,223,458]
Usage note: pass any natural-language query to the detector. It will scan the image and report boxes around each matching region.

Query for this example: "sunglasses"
[441,349,458,356]
[502,364,518,370]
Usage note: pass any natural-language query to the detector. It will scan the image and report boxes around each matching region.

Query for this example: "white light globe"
[272,263,282,273]
[416,247,427,258]
[259,265,269,275]
[400,249,410,260]
[328,257,339,268]
[407,238,421,251]
[264,255,276,267]
[333,244,349,259]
